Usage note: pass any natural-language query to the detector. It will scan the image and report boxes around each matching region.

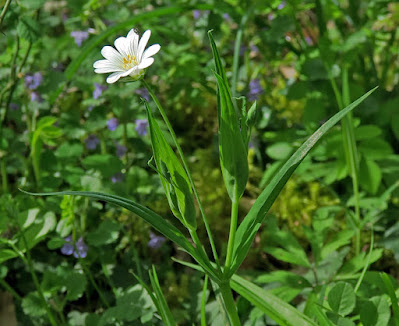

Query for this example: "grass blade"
[231,275,318,326]
[20,190,219,280]
[228,86,378,277]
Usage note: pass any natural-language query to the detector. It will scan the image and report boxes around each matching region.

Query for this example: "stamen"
[122,54,138,69]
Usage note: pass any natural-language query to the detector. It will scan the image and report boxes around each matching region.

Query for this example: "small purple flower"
[135,119,148,136]
[115,142,127,158]
[25,72,43,90]
[193,10,201,19]
[107,118,119,131]
[30,91,42,103]
[61,235,74,255]
[61,236,88,258]
[88,105,94,112]
[135,88,150,101]
[268,13,275,21]
[248,79,264,101]
[85,135,100,150]
[250,44,259,54]
[93,83,107,99]
[70,30,89,47]
[73,237,88,258]
[305,36,313,45]
[277,1,286,10]
[148,232,166,249]
[223,13,231,21]
[111,172,124,183]
[9,103,19,110]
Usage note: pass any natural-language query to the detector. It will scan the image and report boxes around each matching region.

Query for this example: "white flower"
[93,29,161,84]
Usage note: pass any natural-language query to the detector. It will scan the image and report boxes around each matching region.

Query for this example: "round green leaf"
[360,301,377,326]
[328,282,356,316]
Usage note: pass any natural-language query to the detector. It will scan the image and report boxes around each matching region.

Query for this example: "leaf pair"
[209,31,249,202]
[146,102,197,231]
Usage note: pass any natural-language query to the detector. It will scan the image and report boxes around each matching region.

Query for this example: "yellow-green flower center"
[123,54,137,69]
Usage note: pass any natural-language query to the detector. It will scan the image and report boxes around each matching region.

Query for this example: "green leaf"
[0,249,18,263]
[21,292,46,317]
[379,273,399,326]
[370,295,390,326]
[65,272,87,301]
[228,87,377,277]
[17,16,40,42]
[146,104,197,231]
[266,142,294,160]
[209,32,248,201]
[82,155,124,178]
[359,301,377,326]
[20,190,219,281]
[18,208,40,229]
[148,266,177,326]
[86,220,121,246]
[231,275,318,326]
[392,113,399,141]
[264,246,311,268]
[327,282,356,316]
[358,158,381,194]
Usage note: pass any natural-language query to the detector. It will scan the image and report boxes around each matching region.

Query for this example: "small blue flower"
[73,237,88,258]
[61,236,88,258]
[135,119,148,136]
[93,83,107,99]
[111,172,124,183]
[9,103,19,110]
[25,72,43,90]
[135,88,150,101]
[30,91,42,103]
[107,118,119,131]
[148,232,166,249]
[61,235,74,255]
[223,13,231,21]
[85,135,100,150]
[193,10,201,19]
[277,1,286,10]
[70,30,89,47]
[115,142,127,158]
[248,79,264,101]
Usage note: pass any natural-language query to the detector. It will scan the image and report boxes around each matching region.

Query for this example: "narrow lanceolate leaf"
[209,31,248,201]
[227,87,378,277]
[146,103,197,231]
[20,190,218,281]
[231,275,318,326]
[149,266,177,326]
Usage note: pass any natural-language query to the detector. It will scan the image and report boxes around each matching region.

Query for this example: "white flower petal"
[121,67,137,77]
[142,44,161,61]
[114,36,129,58]
[106,71,125,84]
[94,60,123,73]
[101,46,123,65]
[137,30,151,61]
[138,57,154,69]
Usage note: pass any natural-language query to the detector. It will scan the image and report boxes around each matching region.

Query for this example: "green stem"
[79,258,110,308]
[201,275,208,326]
[0,278,22,301]
[219,281,241,326]
[224,197,239,271]
[142,79,221,271]
[19,230,58,326]
[1,157,8,193]
[0,0,12,27]
[328,67,361,255]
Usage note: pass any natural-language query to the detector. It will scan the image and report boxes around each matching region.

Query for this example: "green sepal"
[146,103,197,231]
